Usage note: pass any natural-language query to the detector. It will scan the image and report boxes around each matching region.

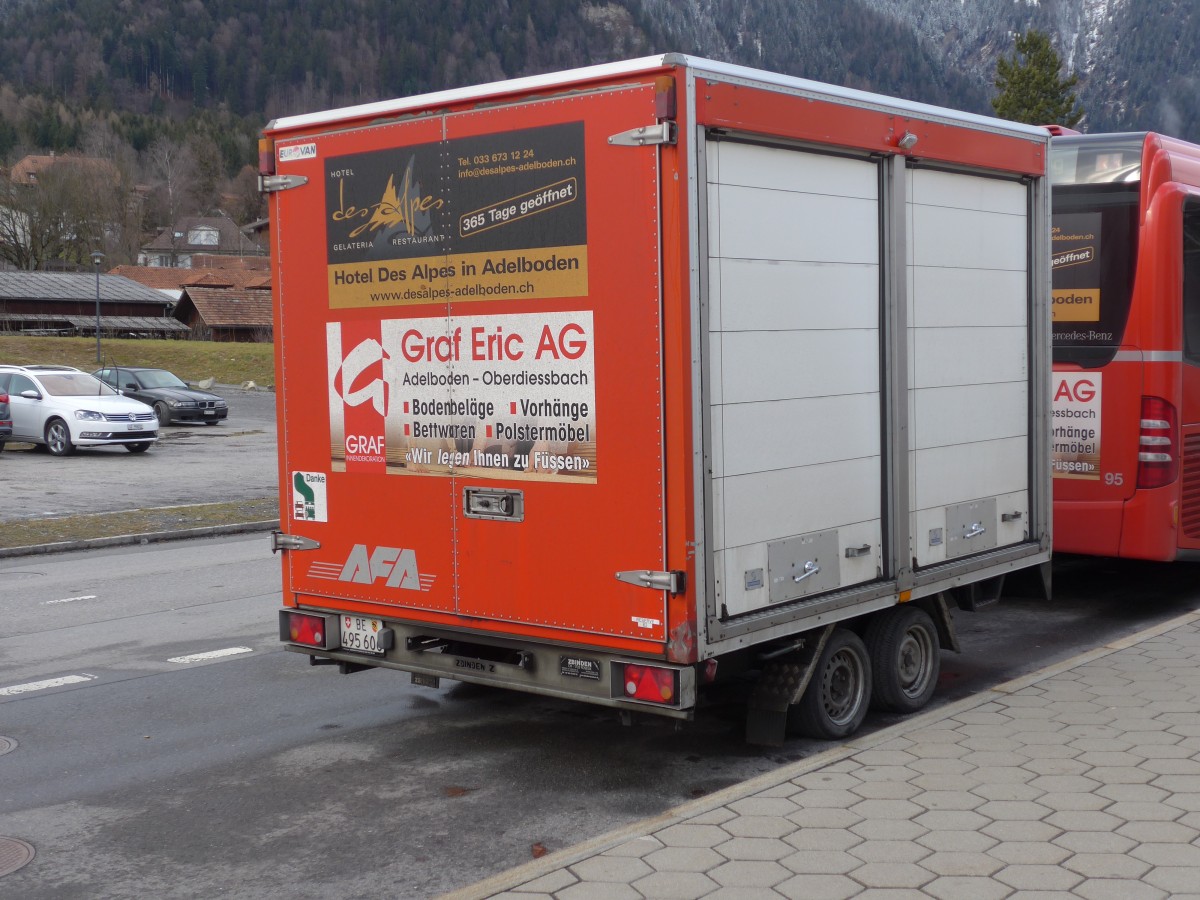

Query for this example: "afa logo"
[333,337,390,416]
[308,545,436,592]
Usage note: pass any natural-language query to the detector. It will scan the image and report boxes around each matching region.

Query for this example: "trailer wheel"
[865,605,940,713]
[788,628,871,740]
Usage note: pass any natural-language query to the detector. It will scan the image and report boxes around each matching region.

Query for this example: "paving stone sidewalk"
[444,609,1200,900]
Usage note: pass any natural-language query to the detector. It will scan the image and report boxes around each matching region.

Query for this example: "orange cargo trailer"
[262,55,1052,744]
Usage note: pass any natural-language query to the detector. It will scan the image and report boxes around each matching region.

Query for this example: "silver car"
[0,365,158,456]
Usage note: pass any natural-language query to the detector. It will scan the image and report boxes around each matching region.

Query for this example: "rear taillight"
[615,662,680,706]
[1137,396,1179,489]
[278,610,338,650]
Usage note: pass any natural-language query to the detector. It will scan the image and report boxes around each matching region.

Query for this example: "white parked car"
[0,364,158,456]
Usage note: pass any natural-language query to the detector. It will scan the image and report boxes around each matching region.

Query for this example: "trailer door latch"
[608,122,676,147]
[259,173,308,193]
[615,569,686,594]
[271,531,321,553]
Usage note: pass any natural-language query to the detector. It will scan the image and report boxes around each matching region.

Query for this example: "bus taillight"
[1137,396,1179,488]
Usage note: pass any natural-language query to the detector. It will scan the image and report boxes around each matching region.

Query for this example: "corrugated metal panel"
[0,272,171,305]
[706,141,883,618]
[0,312,187,333]
[64,315,188,332]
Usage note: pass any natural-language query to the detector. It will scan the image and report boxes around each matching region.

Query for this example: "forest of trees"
[0,0,1188,270]
[0,0,674,269]
[0,0,1010,171]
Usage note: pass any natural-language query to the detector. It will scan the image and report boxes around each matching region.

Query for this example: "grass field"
[0,335,276,387]
[0,499,280,551]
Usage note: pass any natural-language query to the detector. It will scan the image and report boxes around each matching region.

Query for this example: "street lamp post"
[91,251,105,364]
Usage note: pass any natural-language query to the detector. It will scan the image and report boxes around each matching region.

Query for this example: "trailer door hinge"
[615,569,686,594]
[259,174,308,193]
[271,531,321,553]
[608,122,676,147]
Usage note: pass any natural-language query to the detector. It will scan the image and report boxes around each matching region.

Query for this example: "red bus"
[1051,130,1200,560]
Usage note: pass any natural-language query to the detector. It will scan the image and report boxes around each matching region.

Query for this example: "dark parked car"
[93,366,229,427]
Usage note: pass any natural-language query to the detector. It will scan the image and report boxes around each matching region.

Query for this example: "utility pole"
[91,251,106,364]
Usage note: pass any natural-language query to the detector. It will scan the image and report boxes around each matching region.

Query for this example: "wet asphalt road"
[1,535,1198,899]
[3,384,1200,896]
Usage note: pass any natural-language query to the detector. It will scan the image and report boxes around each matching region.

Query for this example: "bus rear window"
[1051,184,1139,367]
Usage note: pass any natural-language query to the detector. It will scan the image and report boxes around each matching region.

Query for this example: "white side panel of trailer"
[907,169,1031,567]
[706,141,883,617]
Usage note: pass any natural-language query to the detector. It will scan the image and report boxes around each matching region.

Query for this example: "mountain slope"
[0,0,1198,158]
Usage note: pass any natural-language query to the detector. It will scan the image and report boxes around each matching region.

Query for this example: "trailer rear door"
[271,83,668,644]
[704,137,885,618]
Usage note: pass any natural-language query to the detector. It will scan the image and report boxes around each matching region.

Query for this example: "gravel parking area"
[0,385,278,524]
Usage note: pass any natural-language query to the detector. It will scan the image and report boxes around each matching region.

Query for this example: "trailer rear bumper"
[280,608,697,719]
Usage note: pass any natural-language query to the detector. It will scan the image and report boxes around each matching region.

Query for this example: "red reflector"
[620,663,677,704]
[287,612,327,647]
[1137,396,1178,489]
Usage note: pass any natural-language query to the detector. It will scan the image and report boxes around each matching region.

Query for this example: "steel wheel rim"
[822,648,865,726]
[897,626,935,698]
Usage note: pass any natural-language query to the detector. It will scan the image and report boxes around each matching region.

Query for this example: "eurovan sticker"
[279,143,317,163]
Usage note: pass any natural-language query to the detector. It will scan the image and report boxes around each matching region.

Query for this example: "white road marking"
[168,647,254,664]
[0,674,98,696]
[42,595,98,605]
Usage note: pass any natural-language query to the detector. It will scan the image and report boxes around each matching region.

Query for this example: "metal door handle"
[792,560,820,583]
[964,523,987,539]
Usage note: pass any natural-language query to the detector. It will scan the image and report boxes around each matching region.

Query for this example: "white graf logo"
[333,337,389,416]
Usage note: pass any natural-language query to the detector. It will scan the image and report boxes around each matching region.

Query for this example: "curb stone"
[0,519,280,559]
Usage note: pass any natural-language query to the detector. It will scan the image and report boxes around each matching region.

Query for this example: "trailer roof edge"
[265,53,1047,142]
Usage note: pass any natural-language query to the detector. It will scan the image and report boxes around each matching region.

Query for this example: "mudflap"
[744,625,833,747]
[1000,559,1053,601]
[951,575,1005,611]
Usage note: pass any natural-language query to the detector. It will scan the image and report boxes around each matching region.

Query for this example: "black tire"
[788,628,872,740]
[154,401,171,427]
[0,441,5,453]
[865,606,940,713]
[45,418,75,456]
[125,442,151,453]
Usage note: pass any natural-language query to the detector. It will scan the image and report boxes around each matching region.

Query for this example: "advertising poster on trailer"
[1052,372,1102,480]
[324,121,587,307]
[1051,211,1102,326]
[323,121,598,484]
